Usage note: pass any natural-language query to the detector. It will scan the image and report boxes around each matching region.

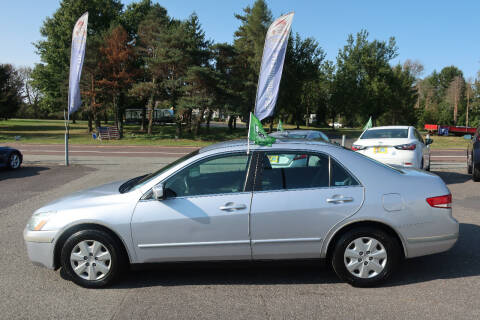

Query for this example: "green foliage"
[0,65,23,120]
[32,0,123,114]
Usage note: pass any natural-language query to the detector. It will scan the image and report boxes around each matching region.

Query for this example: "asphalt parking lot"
[1,154,479,320]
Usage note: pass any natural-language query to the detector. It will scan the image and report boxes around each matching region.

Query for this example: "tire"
[426,156,431,171]
[473,160,480,182]
[60,229,124,288]
[8,152,21,169]
[331,227,401,287]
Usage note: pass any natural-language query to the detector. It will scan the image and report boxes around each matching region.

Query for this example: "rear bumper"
[23,229,56,269]
[405,217,459,258]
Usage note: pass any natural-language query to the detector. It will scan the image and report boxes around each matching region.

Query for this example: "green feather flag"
[249,113,276,146]
[363,116,373,131]
[277,119,284,131]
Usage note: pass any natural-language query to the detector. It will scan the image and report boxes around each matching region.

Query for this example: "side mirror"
[425,138,433,145]
[152,183,165,200]
[464,134,472,140]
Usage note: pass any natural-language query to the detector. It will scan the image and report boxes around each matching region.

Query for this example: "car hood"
[35,179,127,213]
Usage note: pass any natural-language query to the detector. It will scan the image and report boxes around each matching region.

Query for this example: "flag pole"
[64,109,69,166]
[247,112,251,155]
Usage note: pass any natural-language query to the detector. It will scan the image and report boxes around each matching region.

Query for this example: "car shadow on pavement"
[433,170,471,185]
[0,166,49,181]
[86,223,475,289]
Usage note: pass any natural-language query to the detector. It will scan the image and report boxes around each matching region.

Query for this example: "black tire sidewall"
[60,229,122,288]
[331,227,401,287]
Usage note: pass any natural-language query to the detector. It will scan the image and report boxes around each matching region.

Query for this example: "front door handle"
[219,202,247,211]
[326,196,354,204]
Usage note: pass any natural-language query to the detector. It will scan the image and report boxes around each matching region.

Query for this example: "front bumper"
[23,229,57,269]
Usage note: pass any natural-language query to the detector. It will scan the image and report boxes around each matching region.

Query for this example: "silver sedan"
[24,140,458,287]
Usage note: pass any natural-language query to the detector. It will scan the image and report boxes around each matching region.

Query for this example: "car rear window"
[361,129,408,139]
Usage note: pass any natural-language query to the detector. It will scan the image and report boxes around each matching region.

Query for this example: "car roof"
[366,126,412,130]
[199,139,335,153]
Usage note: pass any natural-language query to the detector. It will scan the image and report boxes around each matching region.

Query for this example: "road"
[1,151,479,319]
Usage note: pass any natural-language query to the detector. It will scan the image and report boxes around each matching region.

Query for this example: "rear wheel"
[331,227,401,287]
[60,229,124,288]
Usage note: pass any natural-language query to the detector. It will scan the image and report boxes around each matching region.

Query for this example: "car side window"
[414,129,424,144]
[258,152,329,191]
[331,157,359,187]
[164,154,250,197]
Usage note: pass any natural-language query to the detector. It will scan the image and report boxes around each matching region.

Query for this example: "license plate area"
[373,147,388,154]
[268,155,279,163]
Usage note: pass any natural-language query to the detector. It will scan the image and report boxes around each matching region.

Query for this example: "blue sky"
[1,0,479,79]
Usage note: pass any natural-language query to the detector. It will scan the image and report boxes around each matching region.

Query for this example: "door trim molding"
[138,240,250,248]
[252,237,322,244]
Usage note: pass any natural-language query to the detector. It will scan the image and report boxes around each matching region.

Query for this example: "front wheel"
[331,227,401,287]
[8,152,21,169]
[60,229,124,288]
[473,160,480,182]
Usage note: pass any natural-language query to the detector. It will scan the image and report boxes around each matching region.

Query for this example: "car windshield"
[361,129,408,139]
[119,150,199,193]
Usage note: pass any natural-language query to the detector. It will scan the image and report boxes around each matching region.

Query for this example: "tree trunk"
[228,115,234,132]
[269,118,273,133]
[140,106,147,132]
[94,110,100,129]
[87,112,93,132]
[194,107,206,137]
[72,112,76,124]
[104,110,108,124]
[206,109,213,133]
[233,116,237,129]
[176,120,182,139]
[147,96,154,135]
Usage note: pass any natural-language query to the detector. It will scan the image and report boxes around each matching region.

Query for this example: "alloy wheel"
[10,154,20,169]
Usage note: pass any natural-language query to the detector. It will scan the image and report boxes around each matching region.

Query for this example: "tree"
[130,5,170,134]
[97,25,137,138]
[446,75,464,125]
[0,65,23,120]
[33,0,123,115]
[333,30,398,126]
[18,66,41,118]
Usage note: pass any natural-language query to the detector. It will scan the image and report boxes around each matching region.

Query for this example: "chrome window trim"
[139,191,253,202]
[141,151,254,200]
[254,149,363,193]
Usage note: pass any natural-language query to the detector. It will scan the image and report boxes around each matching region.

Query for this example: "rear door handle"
[326,197,354,203]
[219,202,247,211]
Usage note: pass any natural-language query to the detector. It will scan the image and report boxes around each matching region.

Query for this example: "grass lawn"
[0,118,470,149]
[0,119,247,147]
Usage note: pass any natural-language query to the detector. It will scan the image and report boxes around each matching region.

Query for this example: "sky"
[1,0,479,80]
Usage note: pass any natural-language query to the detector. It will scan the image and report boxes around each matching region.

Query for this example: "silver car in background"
[24,140,458,288]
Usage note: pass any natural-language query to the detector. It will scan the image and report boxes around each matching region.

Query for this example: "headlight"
[27,211,57,231]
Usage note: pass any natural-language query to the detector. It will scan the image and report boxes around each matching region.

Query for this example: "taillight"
[426,194,452,209]
[394,143,416,150]
[293,154,307,161]
[352,145,366,151]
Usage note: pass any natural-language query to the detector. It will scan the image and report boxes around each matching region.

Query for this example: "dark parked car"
[467,125,480,181]
[0,146,22,169]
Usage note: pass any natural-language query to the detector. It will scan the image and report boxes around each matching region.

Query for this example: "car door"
[131,152,254,263]
[250,150,364,259]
